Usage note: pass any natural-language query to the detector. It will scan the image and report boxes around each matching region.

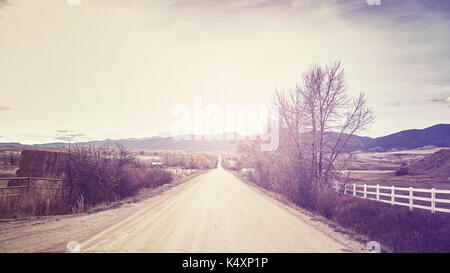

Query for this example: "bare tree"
[237,61,373,214]
[276,61,374,189]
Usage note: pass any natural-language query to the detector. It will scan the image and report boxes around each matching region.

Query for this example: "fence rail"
[333,181,450,213]
[0,177,65,198]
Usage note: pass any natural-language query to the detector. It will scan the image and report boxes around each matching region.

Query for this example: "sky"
[0,0,449,144]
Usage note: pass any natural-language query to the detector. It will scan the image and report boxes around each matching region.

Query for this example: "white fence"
[333,181,450,213]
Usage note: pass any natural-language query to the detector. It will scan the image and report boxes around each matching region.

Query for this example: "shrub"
[312,185,338,218]
[143,168,174,188]
[60,145,173,210]
[119,167,173,193]
[395,167,409,176]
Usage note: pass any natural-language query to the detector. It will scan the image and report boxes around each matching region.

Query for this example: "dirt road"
[0,166,364,253]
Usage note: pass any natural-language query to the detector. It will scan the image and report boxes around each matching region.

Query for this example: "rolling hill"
[407,148,450,177]
[362,124,450,152]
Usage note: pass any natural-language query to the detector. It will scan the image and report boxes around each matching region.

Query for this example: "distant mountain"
[0,142,22,147]
[31,133,247,152]
[362,124,450,152]
[1,124,449,152]
[81,135,242,152]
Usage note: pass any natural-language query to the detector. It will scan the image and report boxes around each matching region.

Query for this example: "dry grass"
[333,196,450,253]
[0,167,176,218]
[0,186,68,217]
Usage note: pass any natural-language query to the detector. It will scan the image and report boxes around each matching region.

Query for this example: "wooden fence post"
[26,177,30,196]
[431,188,436,213]
[391,186,395,205]
[364,184,367,198]
[376,184,380,201]
[353,184,356,196]
[409,187,413,210]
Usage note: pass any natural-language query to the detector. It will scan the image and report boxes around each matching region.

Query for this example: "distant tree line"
[146,151,218,169]
[0,152,20,166]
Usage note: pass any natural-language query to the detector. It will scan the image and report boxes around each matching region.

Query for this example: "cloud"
[0,105,11,111]
[54,130,86,142]
[431,97,450,108]
[431,97,450,103]
[54,134,86,142]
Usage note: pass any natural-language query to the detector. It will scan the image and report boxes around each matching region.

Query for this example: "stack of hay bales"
[9,150,66,186]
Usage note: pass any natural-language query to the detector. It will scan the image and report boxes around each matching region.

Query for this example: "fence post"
[376,184,380,201]
[26,177,30,196]
[364,184,367,198]
[431,188,436,213]
[353,184,356,196]
[409,187,413,210]
[391,186,395,205]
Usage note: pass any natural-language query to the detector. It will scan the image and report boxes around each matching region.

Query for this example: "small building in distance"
[149,156,163,168]
[151,161,163,168]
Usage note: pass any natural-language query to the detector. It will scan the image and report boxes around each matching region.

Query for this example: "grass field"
[349,147,448,170]
[338,147,450,190]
